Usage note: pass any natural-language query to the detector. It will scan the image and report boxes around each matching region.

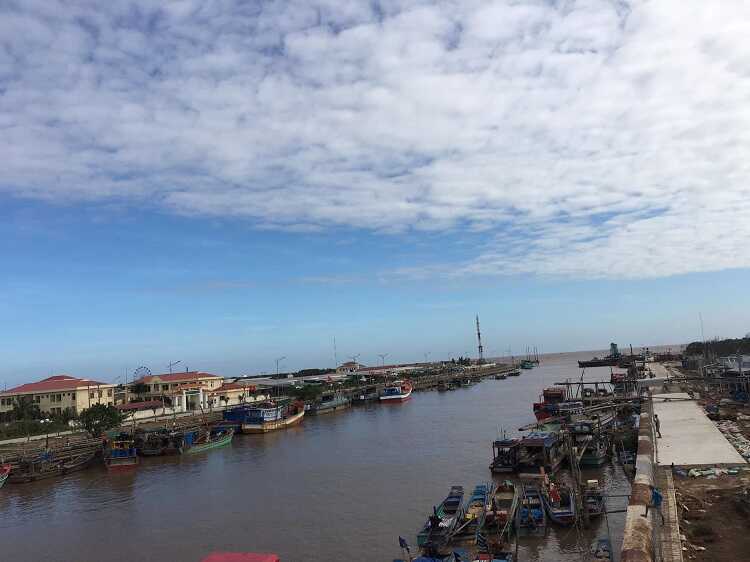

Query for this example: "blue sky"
[1,1,749,385]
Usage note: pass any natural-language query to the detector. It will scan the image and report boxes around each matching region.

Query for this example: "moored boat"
[0,463,11,488]
[308,393,351,415]
[380,380,413,403]
[541,480,576,526]
[485,480,518,540]
[417,485,465,549]
[507,369,521,377]
[227,399,305,434]
[532,387,566,421]
[104,439,139,472]
[453,483,493,543]
[9,449,97,483]
[186,427,234,454]
[516,431,565,476]
[516,483,546,535]
[583,479,606,518]
[519,360,534,370]
[490,438,520,474]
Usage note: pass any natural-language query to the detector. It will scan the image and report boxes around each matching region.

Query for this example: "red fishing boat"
[532,387,566,421]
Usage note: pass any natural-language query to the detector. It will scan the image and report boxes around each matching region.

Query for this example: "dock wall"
[621,403,656,562]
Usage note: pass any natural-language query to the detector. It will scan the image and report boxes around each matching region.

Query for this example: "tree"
[12,395,41,421]
[79,404,126,436]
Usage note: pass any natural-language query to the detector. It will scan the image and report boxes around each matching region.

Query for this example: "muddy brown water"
[0,352,629,561]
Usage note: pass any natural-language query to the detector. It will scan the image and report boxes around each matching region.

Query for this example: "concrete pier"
[652,392,746,466]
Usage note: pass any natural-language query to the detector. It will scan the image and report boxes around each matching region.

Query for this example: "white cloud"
[2,0,750,278]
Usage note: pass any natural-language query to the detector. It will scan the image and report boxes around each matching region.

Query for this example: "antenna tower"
[476,314,484,363]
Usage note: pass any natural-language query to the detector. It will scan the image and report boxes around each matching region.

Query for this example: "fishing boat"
[186,427,234,454]
[473,553,514,562]
[541,480,576,526]
[308,393,351,415]
[0,463,11,488]
[516,431,565,476]
[490,438,520,474]
[592,537,612,560]
[437,381,448,391]
[485,480,518,540]
[516,483,546,535]
[104,439,139,472]
[9,449,97,483]
[353,385,380,403]
[416,485,465,548]
[380,380,413,403]
[579,434,610,467]
[224,399,305,434]
[453,483,493,543]
[136,429,190,456]
[519,360,534,370]
[494,373,507,380]
[507,369,521,377]
[578,343,622,368]
[583,480,606,518]
[532,387,566,421]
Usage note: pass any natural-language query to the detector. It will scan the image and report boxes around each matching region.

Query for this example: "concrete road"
[653,392,746,466]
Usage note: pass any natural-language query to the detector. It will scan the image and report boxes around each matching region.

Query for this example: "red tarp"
[202,553,280,562]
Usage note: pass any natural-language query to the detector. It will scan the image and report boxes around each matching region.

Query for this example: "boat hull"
[379,389,412,403]
[186,432,234,454]
[241,409,305,434]
[105,458,139,472]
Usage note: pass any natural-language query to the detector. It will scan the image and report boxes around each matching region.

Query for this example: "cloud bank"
[2,0,750,278]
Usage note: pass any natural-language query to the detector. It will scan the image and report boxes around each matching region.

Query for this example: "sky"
[1,1,749,385]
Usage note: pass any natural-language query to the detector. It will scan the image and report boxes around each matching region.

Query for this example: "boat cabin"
[490,438,520,473]
[517,431,565,475]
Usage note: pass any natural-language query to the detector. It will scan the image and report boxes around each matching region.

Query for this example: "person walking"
[654,413,662,438]
[642,485,665,524]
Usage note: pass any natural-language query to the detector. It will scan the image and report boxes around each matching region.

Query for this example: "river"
[0,352,630,561]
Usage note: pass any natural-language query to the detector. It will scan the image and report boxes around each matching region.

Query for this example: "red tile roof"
[116,400,164,411]
[210,383,257,393]
[1,374,111,396]
[136,371,222,384]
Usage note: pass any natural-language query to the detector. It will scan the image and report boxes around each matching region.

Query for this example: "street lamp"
[275,356,287,377]
[378,353,388,367]
[168,360,181,374]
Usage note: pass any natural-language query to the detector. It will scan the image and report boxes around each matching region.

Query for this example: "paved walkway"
[653,392,746,466]
[656,468,683,562]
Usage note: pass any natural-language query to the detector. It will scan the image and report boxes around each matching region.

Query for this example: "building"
[206,381,270,408]
[0,374,116,417]
[335,361,363,374]
[131,371,224,411]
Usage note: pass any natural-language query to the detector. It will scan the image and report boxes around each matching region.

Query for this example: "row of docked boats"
[410,477,607,560]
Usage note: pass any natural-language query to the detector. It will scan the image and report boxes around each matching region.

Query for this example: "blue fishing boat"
[453,483,493,543]
[542,480,576,526]
[417,485,465,548]
[516,483,546,535]
[490,438,520,474]
[516,431,565,475]
[583,480,606,518]
[307,392,351,415]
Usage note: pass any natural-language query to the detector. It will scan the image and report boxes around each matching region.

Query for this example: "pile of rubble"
[715,420,750,460]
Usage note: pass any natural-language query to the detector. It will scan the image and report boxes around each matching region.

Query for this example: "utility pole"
[168,360,181,374]
[476,314,484,363]
[333,336,338,368]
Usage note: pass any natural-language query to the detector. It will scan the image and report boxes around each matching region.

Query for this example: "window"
[89,392,95,399]
[97,390,102,398]
[35,396,41,403]
[107,389,112,397]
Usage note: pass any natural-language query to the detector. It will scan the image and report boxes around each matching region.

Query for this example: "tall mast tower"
[476,314,484,363]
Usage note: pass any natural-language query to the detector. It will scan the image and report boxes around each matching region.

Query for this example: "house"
[0,374,116,417]
[130,371,224,411]
[335,361,363,374]
[206,381,270,408]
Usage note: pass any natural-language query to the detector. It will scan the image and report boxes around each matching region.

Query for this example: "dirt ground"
[673,475,750,562]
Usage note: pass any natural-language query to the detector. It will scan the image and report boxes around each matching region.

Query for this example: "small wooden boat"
[380,380,413,403]
[308,393,351,415]
[507,369,521,377]
[417,485,465,548]
[583,480,606,518]
[454,483,493,543]
[104,439,139,472]
[0,463,11,488]
[437,381,448,391]
[186,427,234,454]
[485,480,518,539]
[542,481,576,526]
[592,537,612,560]
[9,449,98,483]
[516,483,546,535]
[494,373,507,380]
